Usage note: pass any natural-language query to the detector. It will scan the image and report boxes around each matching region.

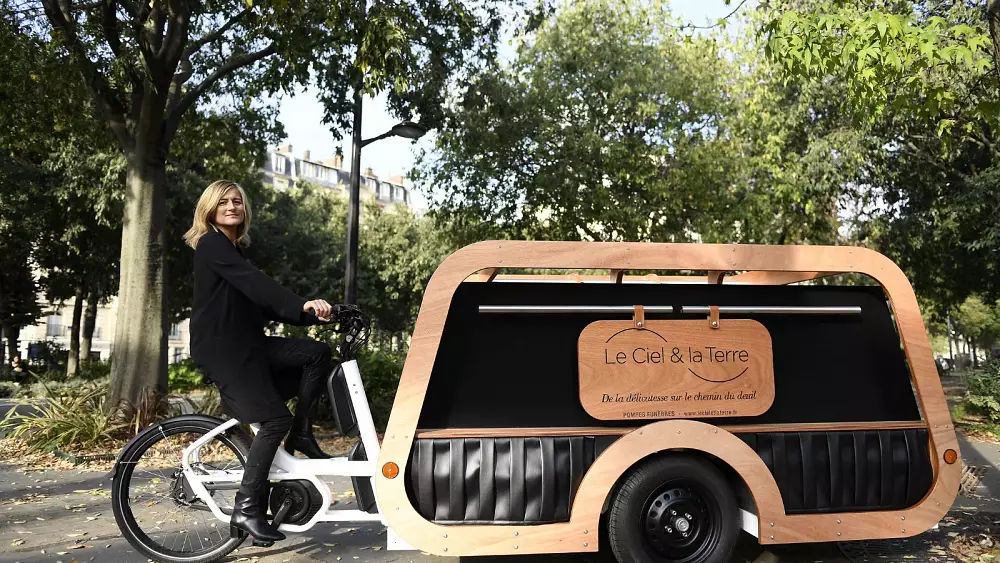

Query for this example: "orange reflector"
[382,462,400,479]
[944,449,958,464]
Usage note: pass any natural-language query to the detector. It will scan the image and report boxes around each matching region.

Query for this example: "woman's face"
[213,187,245,229]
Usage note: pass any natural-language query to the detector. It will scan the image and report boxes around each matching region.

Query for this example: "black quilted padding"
[405,436,613,523]
[736,429,933,513]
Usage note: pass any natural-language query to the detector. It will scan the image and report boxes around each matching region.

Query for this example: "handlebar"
[316,305,371,361]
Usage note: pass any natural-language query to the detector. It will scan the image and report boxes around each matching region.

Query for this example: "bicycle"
[110,306,389,563]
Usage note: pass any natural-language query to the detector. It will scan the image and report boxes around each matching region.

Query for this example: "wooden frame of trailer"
[373,241,961,557]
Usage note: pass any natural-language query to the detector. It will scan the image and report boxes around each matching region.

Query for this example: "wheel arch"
[571,420,784,542]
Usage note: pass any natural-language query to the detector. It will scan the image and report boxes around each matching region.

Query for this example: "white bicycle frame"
[178,359,400,539]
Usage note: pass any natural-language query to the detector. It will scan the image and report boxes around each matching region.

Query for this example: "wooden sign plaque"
[578,319,775,420]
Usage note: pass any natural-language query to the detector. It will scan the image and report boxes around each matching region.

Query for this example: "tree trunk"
[106,150,169,411]
[66,286,84,377]
[2,323,18,364]
[988,0,1000,84]
[81,291,97,361]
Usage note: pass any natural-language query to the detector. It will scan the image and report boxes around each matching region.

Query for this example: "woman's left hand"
[304,299,333,322]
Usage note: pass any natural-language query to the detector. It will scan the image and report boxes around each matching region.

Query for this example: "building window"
[169,323,181,338]
[46,315,62,337]
[271,153,286,175]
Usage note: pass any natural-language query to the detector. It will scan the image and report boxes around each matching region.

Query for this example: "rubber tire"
[607,454,741,563]
[111,416,253,563]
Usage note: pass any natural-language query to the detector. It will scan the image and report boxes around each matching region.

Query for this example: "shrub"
[0,380,127,452]
[24,376,110,399]
[168,358,204,393]
[193,386,224,417]
[966,360,1000,423]
[77,359,111,381]
[356,347,404,432]
[0,381,21,398]
[113,387,172,437]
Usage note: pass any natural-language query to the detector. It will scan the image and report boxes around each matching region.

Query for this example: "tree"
[358,201,451,347]
[0,157,53,363]
[415,0,737,243]
[757,0,1000,310]
[33,146,125,375]
[415,0,861,248]
[951,295,1000,368]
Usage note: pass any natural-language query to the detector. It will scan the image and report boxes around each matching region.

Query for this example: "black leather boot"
[230,491,285,542]
[284,424,332,459]
[284,384,332,459]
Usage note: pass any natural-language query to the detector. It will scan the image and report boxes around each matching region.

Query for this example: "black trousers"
[238,336,332,497]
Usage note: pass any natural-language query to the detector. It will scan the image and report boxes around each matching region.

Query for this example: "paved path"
[1,434,998,563]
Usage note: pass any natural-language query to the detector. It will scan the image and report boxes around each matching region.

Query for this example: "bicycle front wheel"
[111,416,252,563]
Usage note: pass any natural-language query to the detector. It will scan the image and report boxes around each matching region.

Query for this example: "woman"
[184,180,342,542]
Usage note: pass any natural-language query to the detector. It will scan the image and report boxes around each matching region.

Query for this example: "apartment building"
[263,144,414,208]
[12,295,191,365]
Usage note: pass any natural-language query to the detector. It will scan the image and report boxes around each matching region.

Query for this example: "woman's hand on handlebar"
[303,299,333,322]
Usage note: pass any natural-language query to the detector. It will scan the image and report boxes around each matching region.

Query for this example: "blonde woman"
[184,180,344,542]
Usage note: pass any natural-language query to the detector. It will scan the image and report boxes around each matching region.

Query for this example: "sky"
[273,1,746,209]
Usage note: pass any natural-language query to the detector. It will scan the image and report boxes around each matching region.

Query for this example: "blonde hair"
[183,180,253,249]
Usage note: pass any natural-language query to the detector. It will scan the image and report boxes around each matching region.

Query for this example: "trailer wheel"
[607,454,740,563]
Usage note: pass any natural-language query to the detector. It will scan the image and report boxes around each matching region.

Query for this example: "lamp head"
[390,121,427,140]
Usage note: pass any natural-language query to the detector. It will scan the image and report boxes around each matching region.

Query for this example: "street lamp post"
[344,119,426,305]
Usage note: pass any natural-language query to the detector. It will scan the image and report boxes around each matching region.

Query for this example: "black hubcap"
[641,482,717,561]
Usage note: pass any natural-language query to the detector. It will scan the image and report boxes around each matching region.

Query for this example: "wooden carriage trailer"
[350,242,960,558]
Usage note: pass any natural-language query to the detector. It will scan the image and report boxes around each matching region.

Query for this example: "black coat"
[189,230,320,423]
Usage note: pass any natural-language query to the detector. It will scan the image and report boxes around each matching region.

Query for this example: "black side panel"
[349,441,378,513]
[406,436,613,524]
[736,429,933,514]
[327,366,359,438]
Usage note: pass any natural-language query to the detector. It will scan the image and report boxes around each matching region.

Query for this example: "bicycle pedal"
[252,538,275,548]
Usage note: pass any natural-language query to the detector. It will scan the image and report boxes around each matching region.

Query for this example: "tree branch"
[100,0,122,57]
[163,42,276,141]
[159,0,188,72]
[42,0,133,149]
[182,7,251,59]
[166,58,192,119]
